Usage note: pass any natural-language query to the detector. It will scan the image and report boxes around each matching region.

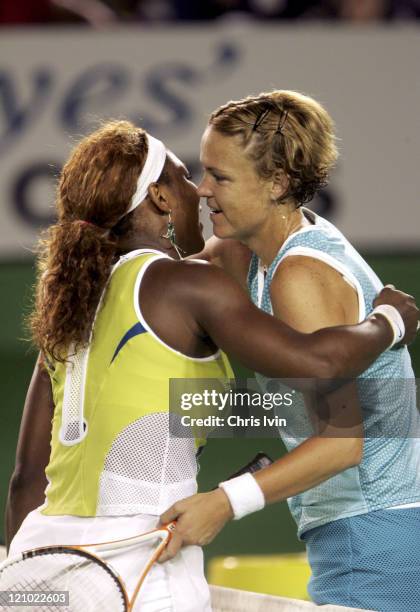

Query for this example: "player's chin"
[212,223,236,241]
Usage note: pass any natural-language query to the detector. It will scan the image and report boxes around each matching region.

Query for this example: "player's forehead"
[200,126,248,174]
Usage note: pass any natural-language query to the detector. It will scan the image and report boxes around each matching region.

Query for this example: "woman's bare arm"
[170,261,417,380]
[5,354,54,551]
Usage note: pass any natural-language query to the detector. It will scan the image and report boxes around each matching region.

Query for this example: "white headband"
[125,134,167,216]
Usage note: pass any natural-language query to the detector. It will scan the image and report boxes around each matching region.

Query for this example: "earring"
[161,212,184,259]
[161,212,176,242]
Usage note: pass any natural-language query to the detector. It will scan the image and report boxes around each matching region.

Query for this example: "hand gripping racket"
[0,522,176,611]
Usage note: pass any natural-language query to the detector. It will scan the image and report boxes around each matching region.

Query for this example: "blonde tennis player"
[6,119,418,612]
[160,91,420,612]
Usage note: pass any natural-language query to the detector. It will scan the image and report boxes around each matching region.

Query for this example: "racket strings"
[1,572,64,612]
[0,551,126,611]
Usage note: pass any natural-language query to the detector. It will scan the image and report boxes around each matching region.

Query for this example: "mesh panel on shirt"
[60,346,89,444]
[97,413,198,515]
[98,473,161,508]
[164,433,197,482]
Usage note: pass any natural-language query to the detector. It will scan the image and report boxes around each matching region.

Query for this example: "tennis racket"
[0,453,273,611]
[0,522,176,611]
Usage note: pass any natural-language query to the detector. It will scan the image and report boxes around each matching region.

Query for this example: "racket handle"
[162,521,176,538]
[227,452,273,479]
[211,452,273,490]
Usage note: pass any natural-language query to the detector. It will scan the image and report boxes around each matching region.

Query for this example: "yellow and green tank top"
[43,249,233,517]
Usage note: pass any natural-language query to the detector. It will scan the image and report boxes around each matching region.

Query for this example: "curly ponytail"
[28,120,148,362]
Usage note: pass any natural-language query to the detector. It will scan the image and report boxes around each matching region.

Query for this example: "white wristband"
[219,472,265,520]
[371,304,405,348]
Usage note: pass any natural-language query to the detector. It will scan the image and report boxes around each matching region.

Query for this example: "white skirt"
[8,508,211,612]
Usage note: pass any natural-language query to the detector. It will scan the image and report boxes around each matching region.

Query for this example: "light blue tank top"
[248,211,420,537]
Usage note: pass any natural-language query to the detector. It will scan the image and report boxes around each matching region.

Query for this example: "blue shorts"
[302,507,420,612]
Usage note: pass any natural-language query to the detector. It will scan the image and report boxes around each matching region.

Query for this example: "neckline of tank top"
[111,249,172,272]
[259,207,321,275]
